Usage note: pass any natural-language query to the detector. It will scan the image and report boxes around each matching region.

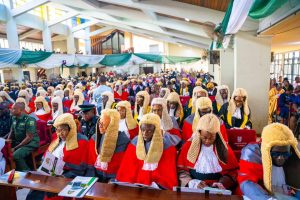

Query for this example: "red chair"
[31,120,52,170]
[226,129,257,161]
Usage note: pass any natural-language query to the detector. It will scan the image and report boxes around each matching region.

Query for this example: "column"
[85,27,91,55]
[5,6,24,84]
[220,48,234,92]
[234,32,272,133]
[67,32,76,54]
[42,24,52,51]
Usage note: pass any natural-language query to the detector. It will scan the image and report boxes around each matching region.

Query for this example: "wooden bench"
[0,171,243,200]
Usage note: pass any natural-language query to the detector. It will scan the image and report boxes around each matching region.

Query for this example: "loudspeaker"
[209,51,220,65]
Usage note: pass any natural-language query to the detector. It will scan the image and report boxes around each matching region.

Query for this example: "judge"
[178,114,238,190]
[167,92,184,125]
[114,81,129,101]
[51,96,63,121]
[212,85,230,115]
[70,89,84,113]
[134,91,150,122]
[101,91,116,109]
[151,98,182,146]
[219,88,252,129]
[116,101,139,139]
[159,88,170,99]
[87,109,130,182]
[116,113,178,190]
[34,96,51,121]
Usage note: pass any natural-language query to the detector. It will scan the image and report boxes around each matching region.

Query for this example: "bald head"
[11,102,25,116]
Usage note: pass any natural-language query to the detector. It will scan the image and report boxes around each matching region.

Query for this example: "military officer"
[79,104,98,139]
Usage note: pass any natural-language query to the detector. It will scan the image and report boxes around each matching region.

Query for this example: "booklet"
[37,152,65,176]
[109,180,161,190]
[173,186,232,195]
[58,176,98,198]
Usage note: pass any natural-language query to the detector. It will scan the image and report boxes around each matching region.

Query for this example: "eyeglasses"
[56,128,69,134]
[270,151,291,158]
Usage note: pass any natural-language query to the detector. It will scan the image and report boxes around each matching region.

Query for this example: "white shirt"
[194,144,222,174]
[119,119,130,138]
[52,141,65,159]
[272,165,287,194]
[182,89,189,96]
[35,109,47,115]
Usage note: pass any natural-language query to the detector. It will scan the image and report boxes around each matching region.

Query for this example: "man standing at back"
[93,76,112,115]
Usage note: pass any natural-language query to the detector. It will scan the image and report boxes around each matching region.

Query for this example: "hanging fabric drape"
[34,54,76,69]
[134,53,163,63]
[99,53,132,66]
[0,49,22,68]
[75,54,105,66]
[164,55,201,64]
[16,50,52,64]
[213,0,289,50]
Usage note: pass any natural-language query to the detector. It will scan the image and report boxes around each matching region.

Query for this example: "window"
[271,50,300,83]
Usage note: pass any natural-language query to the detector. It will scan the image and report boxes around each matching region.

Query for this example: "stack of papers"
[173,186,232,195]
[58,176,98,198]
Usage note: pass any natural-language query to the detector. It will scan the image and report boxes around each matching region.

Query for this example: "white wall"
[220,48,234,92]
[52,40,67,53]
[234,32,272,133]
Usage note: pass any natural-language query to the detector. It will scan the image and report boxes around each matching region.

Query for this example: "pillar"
[234,32,272,133]
[85,28,91,55]
[220,48,234,92]
[5,6,24,84]
[42,24,52,51]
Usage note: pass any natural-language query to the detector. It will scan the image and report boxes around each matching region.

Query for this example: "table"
[0,172,242,200]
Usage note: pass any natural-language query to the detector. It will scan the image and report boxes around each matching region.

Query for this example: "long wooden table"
[0,171,242,200]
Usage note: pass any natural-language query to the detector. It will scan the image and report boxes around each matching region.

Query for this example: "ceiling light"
[184,18,190,22]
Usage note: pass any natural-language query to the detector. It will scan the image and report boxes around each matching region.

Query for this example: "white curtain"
[0,49,22,68]
[33,54,76,69]
[75,54,105,66]
[225,0,254,35]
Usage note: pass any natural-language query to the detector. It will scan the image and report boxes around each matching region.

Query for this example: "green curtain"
[249,0,288,19]
[16,50,52,64]
[164,56,200,64]
[66,64,89,69]
[99,53,132,66]
[134,53,163,63]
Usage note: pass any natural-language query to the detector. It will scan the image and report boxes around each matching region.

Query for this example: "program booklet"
[37,151,65,176]
[58,176,98,198]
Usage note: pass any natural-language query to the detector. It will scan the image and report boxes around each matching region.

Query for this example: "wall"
[234,32,272,133]
[132,35,164,53]
[220,48,234,92]
[52,40,67,53]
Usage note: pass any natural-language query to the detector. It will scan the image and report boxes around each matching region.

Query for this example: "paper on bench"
[37,151,65,176]
[173,186,232,195]
[58,176,98,198]
[110,180,161,190]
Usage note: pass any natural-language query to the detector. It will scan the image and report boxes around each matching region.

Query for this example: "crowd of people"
[0,69,299,200]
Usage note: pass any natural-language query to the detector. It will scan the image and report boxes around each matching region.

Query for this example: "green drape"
[16,50,52,64]
[249,0,288,19]
[133,53,200,64]
[99,53,132,66]
[164,55,201,64]
[134,53,163,63]
[66,64,89,69]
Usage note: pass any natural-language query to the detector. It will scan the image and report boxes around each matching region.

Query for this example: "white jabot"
[52,141,65,159]
[138,106,143,121]
[232,107,242,119]
[169,108,175,117]
[182,89,189,97]
[35,109,47,115]
[194,144,222,174]
[271,165,287,194]
[119,119,130,138]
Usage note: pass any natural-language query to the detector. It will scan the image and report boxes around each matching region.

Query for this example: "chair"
[31,120,52,170]
[1,140,15,172]
[226,129,257,161]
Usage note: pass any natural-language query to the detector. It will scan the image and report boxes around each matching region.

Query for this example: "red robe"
[177,140,238,188]
[87,132,130,181]
[35,112,52,122]
[116,137,178,190]
[114,91,129,101]
[128,126,139,140]
[181,114,228,142]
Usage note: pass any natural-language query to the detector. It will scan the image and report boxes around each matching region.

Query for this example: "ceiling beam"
[89,26,113,37]
[11,0,50,17]
[48,12,79,27]
[51,35,67,42]
[143,10,158,21]
[19,29,40,40]
[72,20,99,32]
[96,0,257,31]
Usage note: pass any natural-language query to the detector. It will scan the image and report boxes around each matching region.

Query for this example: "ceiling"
[259,11,300,53]
[174,0,230,12]
[0,23,43,41]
